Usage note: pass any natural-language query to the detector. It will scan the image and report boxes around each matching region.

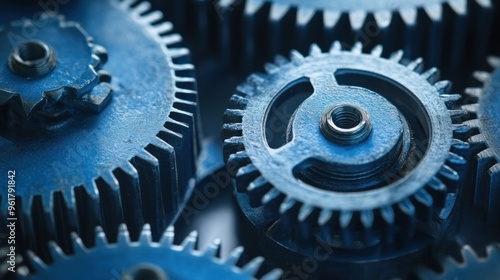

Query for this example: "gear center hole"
[330,105,363,130]
[17,41,48,63]
[122,264,168,280]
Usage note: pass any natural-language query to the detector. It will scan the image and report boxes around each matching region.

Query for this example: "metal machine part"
[461,57,500,227]
[416,244,500,279]
[223,43,465,248]
[21,225,282,280]
[0,0,199,264]
[221,43,468,279]
[211,0,493,79]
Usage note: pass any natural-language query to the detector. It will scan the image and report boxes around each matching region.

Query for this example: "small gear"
[415,244,500,279]
[0,14,112,134]
[222,42,466,246]
[461,57,500,227]
[213,0,493,79]
[20,225,282,280]
[0,0,199,263]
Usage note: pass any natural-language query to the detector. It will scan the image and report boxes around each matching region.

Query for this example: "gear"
[0,14,112,135]
[0,0,199,263]
[222,42,465,246]
[461,57,500,227]
[415,244,500,279]
[213,0,492,80]
[19,225,282,280]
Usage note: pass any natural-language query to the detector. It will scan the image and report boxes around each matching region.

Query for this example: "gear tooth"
[439,165,460,182]
[228,94,249,109]
[349,10,367,31]
[434,80,452,95]
[423,4,443,21]
[464,87,482,99]
[440,94,461,106]
[339,211,354,245]
[70,232,86,254]
[370,45,383,57]
[242,256,265,276]
[224,108,245,123]
[161,33,183,46]
[374,10,392,28]
[262,269,284,280]
[422,67,440,84]
[131,1,152,15]
[138,224,152,245]
[223,136,245,160]
[245,0,265,14]
[205,238,222,259]
[399,7,417,25]
[141,10,163,25]
[181,231,198,252]
[226,246,244,266]
[222,123,243,139]
[389,50,404,63]
[323,11,342,28]
[120,161,139,179]
[279,196,299,229]
[48,241,66,262]
[41,192,54,214]
[269,3,289,21]
[469,133,487,146]
[414,265,440,279]
[448,0,467,15]
[236,163,260,191]
[329,41,342,54]
[397,198,416,236]
[247,73,266,87]
[360,210,374,229]
[351,42,363,54]
[264,63,280,74]
[227,151,251,169]
[448,109,466,120]
[167,47,190,60]
[309,43,322,56]
[161,226,175,247]
[414,189,434,208]
[406,57,424,73]
[262,187,283,205]
[154,21,173,34]
[117,224,131,245]
[461,119,480,131]
[247,176,272,206]
[95,226,108,246]
[473,71,492,83]
[290,50,305,65]
[448,151,466,165]
[487,56,500,68]
[274,54,289,66]
[298,203,314,222]
[27,251,48,272]
[318,209,333,226]
[101,171,120,191]
[462,103,479,114]
[461,245,479,262]
[120,0,138,8]
[296,8,315,26]
[451,138,470,151]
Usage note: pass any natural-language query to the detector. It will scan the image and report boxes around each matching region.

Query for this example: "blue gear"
[0,0,199,264]
[462,57,500,227]
[416,244,500,279]
[21,225,282,280]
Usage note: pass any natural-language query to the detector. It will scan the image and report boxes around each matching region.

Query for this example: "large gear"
[416,244,500,279]
[0,0,199,263]
[223,42,466,247]
[213,0,493,80]
[461,57,500,227]
[20,225,282,280]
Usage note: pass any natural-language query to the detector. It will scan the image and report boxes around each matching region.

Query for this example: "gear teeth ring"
[223,42,466,245]
[415,244,500,279]
[461,57,500,227]
[21,224,282,280]
[0,0,200,265]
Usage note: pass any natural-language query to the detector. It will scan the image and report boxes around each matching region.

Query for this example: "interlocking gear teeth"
[223,42,466,245]
[416,244,500,279]
[213,0,493,77]
[20,224,282,280]
[0,0,200,265]
[461,57,500,227]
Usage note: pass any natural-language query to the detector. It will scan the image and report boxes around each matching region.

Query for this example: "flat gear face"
[416,244,500,279]
[0,0,199,263]
[223,43,465,245]
[462,57,500,227]
[22,225,282,280]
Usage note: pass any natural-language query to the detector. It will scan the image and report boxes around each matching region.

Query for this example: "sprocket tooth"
[349,10,367,31]
[422,67,440,84]
[406,57,424,73]
[181,231,198,252]
[329,41,342,54]
[370,45,383,57]
[389,50,404,62]
[247,176,272,207]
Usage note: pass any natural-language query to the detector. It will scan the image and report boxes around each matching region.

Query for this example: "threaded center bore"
[320,104,372,145]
